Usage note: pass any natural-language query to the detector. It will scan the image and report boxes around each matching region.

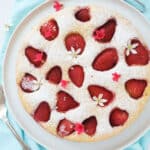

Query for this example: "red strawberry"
[65,33,86,54]
[125,79,147,99]
[82,116,97,136]
[33,101,51,122]
[75,8,90,22]
[46,66,62,84]
[40,19,59,41]
[125,39,149,66]
[68,65,84,87]
[92,48,118,71]
[20,73,38,93]
[93,19,116,43]
[57,119,75,137]
[56,91,79,112]
[88,85,114,106]
[109,108,129,127]
[25,47,47,68]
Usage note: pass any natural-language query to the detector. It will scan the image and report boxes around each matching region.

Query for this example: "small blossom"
[126,40,138,56]
[60,80,69,88]
[94,29,105,40]
[68,47,81,59]
[74,123,84,134]
[53,1,63,11]
[112,72,121,82]
[93,94,108,107]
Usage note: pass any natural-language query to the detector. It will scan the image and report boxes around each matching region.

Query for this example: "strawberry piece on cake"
[46,66,62,85]
[33,101,51,122]
[25,46,47,68]
[92,48,118,71]
[109,108,129,127]
[56,91,79,112]
[57,119,75,137]
[125,79,147,99]
[68,65,84,87]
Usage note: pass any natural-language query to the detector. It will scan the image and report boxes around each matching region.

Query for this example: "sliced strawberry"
[109,108,129,127]
[57,119,75,137]
[20,73,39,93]
[125,39,149,66]
[25,46,47,68]
[93,19,116,43]
[65,33,86,54]
[92,48,118,71]
[33,101,51,122]
[56,91,79,112]
[40,19,59,41]
[125,79,147,99]
[68,65,84,87]
[75,8,90,22]
[88,85,114,106]
[46,66,62,84]
[82,116,97,136]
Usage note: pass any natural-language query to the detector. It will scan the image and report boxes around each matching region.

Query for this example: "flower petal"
[98,94,103,99]
[76,48,81,54]
[131,49,138,54]
[126,49,130,56]
[98,102,104,107]
[132,43,139,49]
[93,96,98,101]
[101,99,108,103]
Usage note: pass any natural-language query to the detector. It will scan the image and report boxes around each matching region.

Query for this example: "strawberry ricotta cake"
[16,2,150,142]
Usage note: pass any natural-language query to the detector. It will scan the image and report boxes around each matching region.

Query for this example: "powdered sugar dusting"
[21,77,40,91]
[16,5,150,140]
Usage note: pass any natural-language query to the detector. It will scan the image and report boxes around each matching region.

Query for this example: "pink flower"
[94,29,105,40]
[53,1,63,11]
[60,80,69,88]
[112,72,121,82]
[74,123,84,134]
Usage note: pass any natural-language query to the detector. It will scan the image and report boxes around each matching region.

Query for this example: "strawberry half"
[109,108,129,127]
[92,48,118,71]
[68,65,84,87]
[40,19,59,41]
[56,91,79,112]
[20,73,39,93]
[75,8,91,22]
[25,46,47,68]
[125,39,149,66]
[88,85,114,106]
[82,116,97,136]
[33,101,51,122]
[57,119,75,137]
[125,79,147,99]
[65,33,86,54]
[46,66,62,84]
[93,18,116,43]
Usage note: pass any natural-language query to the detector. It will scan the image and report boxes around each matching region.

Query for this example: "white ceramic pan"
[2,0,150,149]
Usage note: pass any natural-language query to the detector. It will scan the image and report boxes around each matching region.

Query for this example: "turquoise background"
[0,0,150,150]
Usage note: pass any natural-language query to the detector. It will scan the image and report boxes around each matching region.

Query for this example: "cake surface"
[16,2,150,142]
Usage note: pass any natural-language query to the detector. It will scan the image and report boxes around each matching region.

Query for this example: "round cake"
[16,1,150,142]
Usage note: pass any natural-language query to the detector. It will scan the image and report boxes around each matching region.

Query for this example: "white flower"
[126,40,138,56]
[68,47,81,59]
[93,94,108,107]
[4,23,13,32]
